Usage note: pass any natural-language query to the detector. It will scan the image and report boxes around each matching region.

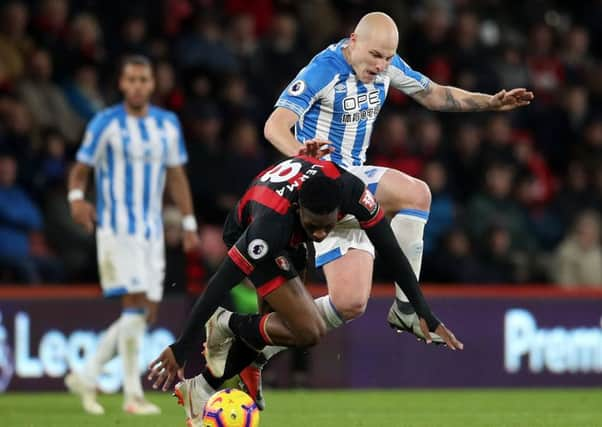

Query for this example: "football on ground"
[202,388,260,427]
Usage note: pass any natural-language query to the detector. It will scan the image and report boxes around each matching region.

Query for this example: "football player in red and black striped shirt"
[149,156,462,420]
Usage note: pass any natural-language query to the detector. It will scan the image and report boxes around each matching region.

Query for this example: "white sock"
[118,310,146,400]
[258,296,344,365]
[81,318,120,386]
[314,295,345,330]
[390,210,428,302]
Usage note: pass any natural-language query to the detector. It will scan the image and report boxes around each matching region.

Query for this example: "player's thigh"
[145,236,166,304]
[374,168,431,214]
[262,275,324,342]
[96,230,147,299]
[248,254,323,336]
[322,248,373,320]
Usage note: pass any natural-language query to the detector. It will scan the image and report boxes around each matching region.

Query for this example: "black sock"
[202,338,261,389]
[223,338,261,379]
[202,368,222,390]
[228,313,268,349]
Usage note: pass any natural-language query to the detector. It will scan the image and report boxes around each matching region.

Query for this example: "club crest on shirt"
[288,80,305,96]
[275,256,290,271]
[359,189,378,214]
[248,239,269,260]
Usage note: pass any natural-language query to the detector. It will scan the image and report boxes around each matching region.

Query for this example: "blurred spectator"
[152,60,185,112]
[477,225,520,283]
[66,13,105,68]
[0,96,36,189]
[576,115,602,171]
[514,172,563,251]
[403,0,452,76]
[33,128,68,193]
[219,74,260,123]
[370,113,421,176]
[414,113,445,162]
[422,160,454,254]
[62,61,105,122]
[218,118,269,211]
[494,43,530,90]
[226,13,258,72]
[561,26,593,84]
[184,101,226,222]
[553,210,602,287]
[481,114,517,166]
[447,120,484,202]
[535,84,590,173]
[0,1,34,87]
[423,228,482,283]
[465,162,535,251]
[526,23,564,105]
[551,160,595,229]
[252,11,309,113]
[113,14,150,58]
[512,134,555,205]
[17,48,83,143]
[451,9,497,93]
[175,11,239,73]
[31,0,70,70]
[0,152,61,283]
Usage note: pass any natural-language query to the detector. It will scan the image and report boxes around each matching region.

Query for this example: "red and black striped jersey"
[234,155,384,230]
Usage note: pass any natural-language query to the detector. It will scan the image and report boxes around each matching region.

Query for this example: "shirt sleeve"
[341,173,385,229]
[274,59,337,118]
[386,54,431,95]
[164,112,188,166]
[75,111,112,165]
[227,214,293,275]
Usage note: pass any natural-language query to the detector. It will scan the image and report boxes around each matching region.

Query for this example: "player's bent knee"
[414,179,432,210]
[294,321,325,347]
[337,300,368,321]
[394,178,431,212]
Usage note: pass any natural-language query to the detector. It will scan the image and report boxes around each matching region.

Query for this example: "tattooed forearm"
[413,83,494,111]
[443,87,462,111]
[463,97,489,111]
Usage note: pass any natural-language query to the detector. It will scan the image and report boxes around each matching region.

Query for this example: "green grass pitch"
[1,389,602,426]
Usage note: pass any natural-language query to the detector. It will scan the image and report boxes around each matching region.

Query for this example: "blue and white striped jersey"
[276,39,430,168]
[76,103,188,239]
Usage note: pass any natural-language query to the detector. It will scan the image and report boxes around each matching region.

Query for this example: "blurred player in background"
[64,55,199,415]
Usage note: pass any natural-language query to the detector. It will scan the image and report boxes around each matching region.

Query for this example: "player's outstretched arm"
[412,82,534,112]
[148,256,246,390]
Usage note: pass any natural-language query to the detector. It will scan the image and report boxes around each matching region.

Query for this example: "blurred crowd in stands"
[0,0,601,288]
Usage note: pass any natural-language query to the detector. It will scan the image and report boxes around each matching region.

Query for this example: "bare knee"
[411,178,432,211]
[394,178,431,212]
[294,318,326,347]
[378,172,432,213]
[332,298,367,322]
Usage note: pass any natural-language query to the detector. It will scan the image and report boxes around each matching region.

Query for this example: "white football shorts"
[96,229,166,302]
[314,165,388,267]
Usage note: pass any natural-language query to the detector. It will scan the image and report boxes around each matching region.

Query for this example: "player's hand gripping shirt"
[276,39,430,168]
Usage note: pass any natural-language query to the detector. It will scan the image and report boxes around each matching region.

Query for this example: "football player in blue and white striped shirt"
[64,55,199,415]
[241,11,533,407]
